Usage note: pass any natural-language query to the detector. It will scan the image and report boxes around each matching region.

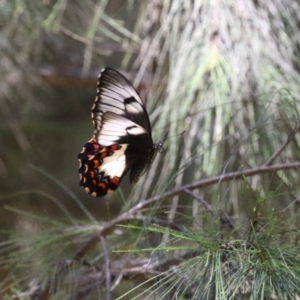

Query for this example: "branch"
[75,161,300,260]
[183,188,213,211]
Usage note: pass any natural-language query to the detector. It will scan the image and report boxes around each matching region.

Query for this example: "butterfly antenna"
[156,130,185,153]
[164,130,186,141]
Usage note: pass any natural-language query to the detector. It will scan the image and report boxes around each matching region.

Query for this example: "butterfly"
[78,68,163,197]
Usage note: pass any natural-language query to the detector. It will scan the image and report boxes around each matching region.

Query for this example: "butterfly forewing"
[78,68,162,197]
[92,68,152,135]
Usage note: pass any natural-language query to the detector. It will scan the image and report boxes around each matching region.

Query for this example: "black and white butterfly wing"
[92,67,152,138]
[78,68,161,197]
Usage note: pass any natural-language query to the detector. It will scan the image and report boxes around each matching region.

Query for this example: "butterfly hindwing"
[78,139,129,197]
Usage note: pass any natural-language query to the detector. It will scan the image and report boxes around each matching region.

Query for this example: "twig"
[183,188,213,211]
[110,250,201,277]
[110,273,123,292]
[100,236,111,300]
[264,124,300,166]
[75,161,300,260]
[133,215,186,232]
[75,215,185,261]
[36,260,73,300]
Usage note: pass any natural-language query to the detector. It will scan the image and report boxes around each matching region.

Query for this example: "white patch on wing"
[100,157,126,177]
[98,103,124,116]
[101,93,124,108]
[102,86,132,99]
[96,112,147,146]
[101,145,128,164]
[99,145,128,178]
[127,127,144,135]
[125,102,143,114]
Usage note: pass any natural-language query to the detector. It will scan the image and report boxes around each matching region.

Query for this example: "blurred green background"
[2,0,300,298]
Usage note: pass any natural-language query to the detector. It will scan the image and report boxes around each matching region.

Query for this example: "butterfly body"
[78,68,162,197]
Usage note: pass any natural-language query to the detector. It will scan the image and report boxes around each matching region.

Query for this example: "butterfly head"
[154,141,164,154]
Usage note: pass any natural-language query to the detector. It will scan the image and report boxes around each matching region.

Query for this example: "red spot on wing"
[98,182,107,189]
[100,152,108,158]
[108,177,120,192]
[110,177,120,186]
[93,159,100,168]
